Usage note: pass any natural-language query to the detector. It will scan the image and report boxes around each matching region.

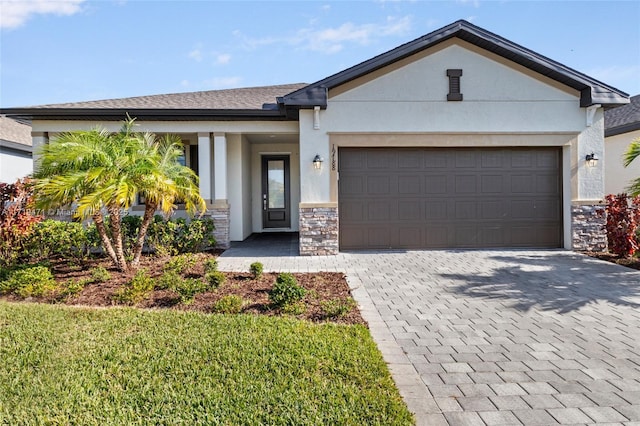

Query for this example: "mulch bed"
[2,254,365,326]
[583,251,640,271]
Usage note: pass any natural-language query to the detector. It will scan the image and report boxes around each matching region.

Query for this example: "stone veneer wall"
[299,206,339,256]
[209,204,230,249]
[571,203,606,252]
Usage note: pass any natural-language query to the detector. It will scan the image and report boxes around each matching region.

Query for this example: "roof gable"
[281,20,629,111]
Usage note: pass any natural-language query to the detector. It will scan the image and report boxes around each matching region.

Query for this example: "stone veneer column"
[571,202,606,252]
[209,201,230,249]
[299,204,338,256]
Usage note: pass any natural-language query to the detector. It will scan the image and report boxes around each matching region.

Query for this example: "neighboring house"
[604,94,640,195]
[1,20,630,254]
[0,115,33,183]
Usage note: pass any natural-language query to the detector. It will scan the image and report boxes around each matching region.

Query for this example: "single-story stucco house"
[604,93,640,195]
[1,20,631,254]
[0,115,33,183]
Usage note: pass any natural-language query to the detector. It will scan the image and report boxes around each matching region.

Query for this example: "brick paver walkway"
[219,244,640,426]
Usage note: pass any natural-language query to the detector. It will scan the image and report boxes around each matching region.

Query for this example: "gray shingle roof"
[605,94,640,137]
[26,83,308,110]
[0,115,31,146]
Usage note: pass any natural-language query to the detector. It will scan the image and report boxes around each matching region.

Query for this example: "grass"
[0,301,414,425]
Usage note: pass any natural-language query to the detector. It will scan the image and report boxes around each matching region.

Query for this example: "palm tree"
[34,117,206,272]
[624,137,640,196]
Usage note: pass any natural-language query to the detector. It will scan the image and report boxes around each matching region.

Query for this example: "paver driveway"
[219,247,640,426]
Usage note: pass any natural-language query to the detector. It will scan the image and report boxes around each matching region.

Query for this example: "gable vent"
[447,69,463,101]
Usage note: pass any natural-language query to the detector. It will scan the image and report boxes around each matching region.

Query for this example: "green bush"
[156,270,181,290]
[0,265,57,298]
[148,216,216,256]
[163,253,198,274]
[113,269,155,305]
[204,258,218,273]
[205,271,226,289]
[173,278,208,305]
[281,301,306,315]
[212,295,244,314]
[321,298,357,318]
[24,219,89,263]
[269,273,306,308]
[250,262,263,280]
[59,278,91,299]
[91,266,111,283]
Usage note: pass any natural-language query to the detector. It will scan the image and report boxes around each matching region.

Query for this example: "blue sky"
[1,0,638,108]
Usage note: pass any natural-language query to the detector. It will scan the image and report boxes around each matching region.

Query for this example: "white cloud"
[0,0,85,29]
[180,79,190,88]
[216,53,231,65]
[235,15,412,55]
[188,48,203,62]
[204,76,242,89]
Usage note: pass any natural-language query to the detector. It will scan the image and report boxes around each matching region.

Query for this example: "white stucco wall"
[0,150,32,183]
[605,129,640,195]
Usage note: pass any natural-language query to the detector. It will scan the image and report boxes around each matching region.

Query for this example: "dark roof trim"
[282,20,629,109]
[605,122,640,138]
[0,108,292,122]
[0,139,33,153]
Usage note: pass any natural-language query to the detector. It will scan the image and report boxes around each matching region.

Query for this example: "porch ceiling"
[245,133,299,144]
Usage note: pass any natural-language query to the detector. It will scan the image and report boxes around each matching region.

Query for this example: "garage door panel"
[398,175,421,194]
[481,175,504,193]
[340,175,365,195]
[455,175,478,193]
[398,201,421,220]
[511,175,534,194]
[425,176,447,193]
[368,201,391,221]
[398,227,422,248]
[339,147,561,250]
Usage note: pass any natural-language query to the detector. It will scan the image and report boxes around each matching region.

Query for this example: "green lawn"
[0,301,413,425]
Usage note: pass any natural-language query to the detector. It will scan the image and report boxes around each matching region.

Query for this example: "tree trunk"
[107,205,129,272]
[92,211,120,268]
[131,202,157,267]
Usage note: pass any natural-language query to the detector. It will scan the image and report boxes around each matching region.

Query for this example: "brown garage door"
[339,147,562,250]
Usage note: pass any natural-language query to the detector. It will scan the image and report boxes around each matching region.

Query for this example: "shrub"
[24,219,89,263]
[603,194,640,257]
[163,253,197,274]
[281,301,306,315]
[156,270,181,290]
[205,271,226,289]
[204,258,218,274]
[59,278,91,299]
[173,278,208,305]
[91,266,112,283]
[269,273,306,308]
[321,298,357,318]
[113,269,155,305]
[0,178,42,267]
[250,262,263,280]
[148,216,216,256]
[0,265,56,298]
[212,295,244,314]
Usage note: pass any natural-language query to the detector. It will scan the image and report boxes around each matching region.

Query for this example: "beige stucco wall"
[605,129,640,195]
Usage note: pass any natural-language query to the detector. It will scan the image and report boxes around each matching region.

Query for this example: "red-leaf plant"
[603,193,640,258]
[0,178,42,266]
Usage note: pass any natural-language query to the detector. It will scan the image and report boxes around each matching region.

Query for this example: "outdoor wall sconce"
[313,154,324,170]
[585,153,599,167]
